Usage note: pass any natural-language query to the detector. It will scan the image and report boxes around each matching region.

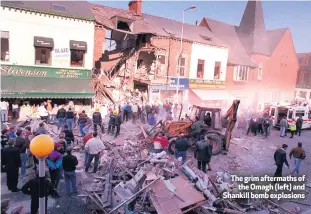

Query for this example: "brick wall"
[93,24,106,66]
[151,37,192,77]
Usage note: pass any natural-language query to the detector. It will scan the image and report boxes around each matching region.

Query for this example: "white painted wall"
[189,43,229,81]
[0,7,94,70]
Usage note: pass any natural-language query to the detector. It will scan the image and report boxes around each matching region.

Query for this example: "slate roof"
[1,1,94,20]
[90,3,227,48]
[202,0,288,67]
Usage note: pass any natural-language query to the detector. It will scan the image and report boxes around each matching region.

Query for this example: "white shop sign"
[52,45,70,67]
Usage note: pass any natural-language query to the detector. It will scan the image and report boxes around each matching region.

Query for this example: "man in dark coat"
[195,136,212,173]
[92,109,103,133]
[115,112,122,138]
[62,124,74,146]
[1,138,21,192]
[21,172,58,214]
[78,110,88,136]
[274,144,289,177]
[15,129,27,177]
[108,111,116,136]
[296,116,303,136]
[56,105,66,129]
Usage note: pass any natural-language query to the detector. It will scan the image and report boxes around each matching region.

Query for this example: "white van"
[269,105,311,129]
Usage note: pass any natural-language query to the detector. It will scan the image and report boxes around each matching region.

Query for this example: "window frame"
[1,31,10,62]
[257,64,263,80]
[196,59,205,79]
[214,61,221,80]
[233,65,249,81]
[34,47,52,65]
[70,49,86,67]
[178,57,186,77]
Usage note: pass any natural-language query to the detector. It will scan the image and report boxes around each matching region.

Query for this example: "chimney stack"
[128,0,142,16]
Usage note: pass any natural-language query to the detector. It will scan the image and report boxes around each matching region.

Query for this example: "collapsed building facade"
[90,0,230,106]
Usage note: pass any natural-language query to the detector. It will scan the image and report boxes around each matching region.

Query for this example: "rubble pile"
[80,137,288,214]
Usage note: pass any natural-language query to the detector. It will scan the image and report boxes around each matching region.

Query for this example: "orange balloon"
[30,135,54,158]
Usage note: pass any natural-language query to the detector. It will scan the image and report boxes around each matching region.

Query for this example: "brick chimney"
[128,0,142,16]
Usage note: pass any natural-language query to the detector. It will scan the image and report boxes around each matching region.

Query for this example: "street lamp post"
[30,135,54,214]
[176,5,196,103]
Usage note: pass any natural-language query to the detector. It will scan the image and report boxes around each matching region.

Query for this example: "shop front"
[1,64,94,120]
[188,79,235,107]
[149,77,189,103]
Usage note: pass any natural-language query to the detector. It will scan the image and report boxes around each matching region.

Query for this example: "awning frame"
[34,36,54,48]
[70,40,87,51]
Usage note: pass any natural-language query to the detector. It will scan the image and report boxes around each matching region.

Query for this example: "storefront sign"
[296,84,311,89]
[150,77,189,91]
[189,79,225,89]
[1,65,91,79]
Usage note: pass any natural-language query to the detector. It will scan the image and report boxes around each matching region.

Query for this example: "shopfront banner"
[151,77,189,91]
[189,79,225,89]
[1,64,91,79]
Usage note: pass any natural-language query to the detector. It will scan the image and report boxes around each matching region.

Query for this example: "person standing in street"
[195,136,212,173]
[1,101,9,122]
[296,116,303,136]
[85,132,105,173]
[57,105,66,129]
[62,124,74,146]
[21,171,58,214]
[62,147,78,196]
[78,110,88,136]
[12,103,19,120]
[123,103,130,122]
[289,142,306,175]
[46,145,62,198]
[131,103,139,124]
[108,110,116,136]
[175,132,189,164]
[273,144,289,177]
[262,115,270,138]
[83,131,93,167]
[1,129,9,149]
[1,138,21,192]
[8,126,17,139]
[280,116,288,137]
[191,116,205,141]
[35,122,47,135]
[15,130,27,178]
[65,108,75,131]
[38,103,48,122]
[92,109,103,133]
[289,122,296,138]
[115,111,122,138]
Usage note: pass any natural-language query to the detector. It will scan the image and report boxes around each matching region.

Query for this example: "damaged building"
[90,0,230,105]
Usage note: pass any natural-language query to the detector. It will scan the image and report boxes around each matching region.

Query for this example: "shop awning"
[1,76,94,99]
[34,36,54,48]
[190,89,236,101]
[70,40,87,51]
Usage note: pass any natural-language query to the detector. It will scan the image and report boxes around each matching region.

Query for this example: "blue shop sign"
[151,78,189,91]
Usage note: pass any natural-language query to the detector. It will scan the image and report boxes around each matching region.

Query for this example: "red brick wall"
[226,29,299,107]
[93,25,106,65]
[151,37,192,77]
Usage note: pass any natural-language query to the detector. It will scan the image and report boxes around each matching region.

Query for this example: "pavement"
[1,127,311,214]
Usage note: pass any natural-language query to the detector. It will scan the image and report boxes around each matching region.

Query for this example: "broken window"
[299,91,307,99]
[117,21,131,32]
[298,73,304,84]
[196,59,204,78]
[156,55,165,75]
[71,50,85,67]
[178,57,186,76]
[233,65,248,81]
[214,61,221,79]
[137,59,143,69]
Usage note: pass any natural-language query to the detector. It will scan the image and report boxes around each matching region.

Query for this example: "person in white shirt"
[1,101,9,122]
[131,103,139,124]
[84,132,105,173]
[38,103,48,122]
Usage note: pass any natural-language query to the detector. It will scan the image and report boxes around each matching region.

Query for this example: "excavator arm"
[224,100,240,150]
